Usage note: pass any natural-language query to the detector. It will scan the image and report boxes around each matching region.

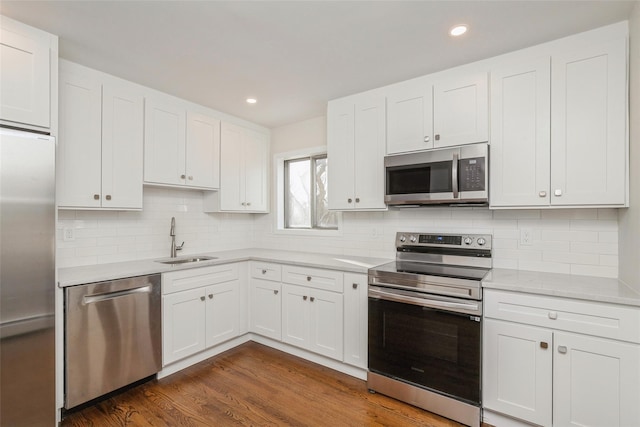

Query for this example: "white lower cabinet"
[249,261,283,341]
[343,273,368,369]
[282,283,343,360]
[162,264,243,366]
[483,290,640,427]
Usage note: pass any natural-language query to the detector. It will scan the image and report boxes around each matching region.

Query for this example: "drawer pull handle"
[540,342,548,349]
[306,276,312,282]
[262,269,267,274]
[274,290,279,295]
[353,283,358,289]
[303,296,308,301]
[548,311,558,320]
[558,346,567,354]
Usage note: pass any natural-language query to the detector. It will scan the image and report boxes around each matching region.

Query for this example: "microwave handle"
[452,152,459,198]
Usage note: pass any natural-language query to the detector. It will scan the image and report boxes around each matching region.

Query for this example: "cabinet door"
[101,83,143,209]
[162,289,207,365]
[281,284,310,349]
[186,112,220,189]
[386,82,433,154]
[250,278,282,340]
[0,16,51,128]
[353,95,386,210]
[550,38,627,206]
[483,319,553,427]
[327,99,355,210]
[219,121,245,210]
[308,289,343,360]
[243,128,269,212]
[205,281,239,348]
[433,72,488,148]
[490,57,551,207]
[554,332,640,427]
[144,99,186,186]
[58,68,102,208]
[342,273,367,368]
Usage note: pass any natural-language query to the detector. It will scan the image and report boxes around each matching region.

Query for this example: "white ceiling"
[1,1,637,129]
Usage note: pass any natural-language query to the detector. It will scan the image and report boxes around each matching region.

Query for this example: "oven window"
[386,161,452,195]
[368,297,481,404]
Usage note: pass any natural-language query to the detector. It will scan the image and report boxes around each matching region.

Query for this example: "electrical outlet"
[63,227,75,242]
[520,228,533,246]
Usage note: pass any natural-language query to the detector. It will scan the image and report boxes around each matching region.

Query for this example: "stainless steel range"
[367,232,492,427]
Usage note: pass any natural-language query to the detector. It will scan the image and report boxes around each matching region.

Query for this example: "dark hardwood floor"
[62,342,467,426]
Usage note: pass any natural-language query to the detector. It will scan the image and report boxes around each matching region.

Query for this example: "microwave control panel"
[459,157,485,191]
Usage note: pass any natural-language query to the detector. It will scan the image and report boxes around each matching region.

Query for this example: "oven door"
[368,287,481,405]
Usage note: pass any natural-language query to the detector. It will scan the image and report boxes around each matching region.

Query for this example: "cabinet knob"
[274,290,279,295]
[355,198,360,203]
[262,269,267,274]
[208,294,213,299]
[93,194,100,200]
[435,134,440,141]
[424,136,430,143]
[548,311,558,320]
[540,342,548,349]
[306,276,312,282]
[558,346,567,354]
[538,191,547,198]
[347,198,353,203]
[310,296,315,302]
[352,283,358,289]
[554,189,562,197]
[247,202,251,206]
[105,195,112,201]
[303,295,308,301]
[241,202,246,206]
[200,296,205,301]
[181,174,186,179]
[188,176,193,180]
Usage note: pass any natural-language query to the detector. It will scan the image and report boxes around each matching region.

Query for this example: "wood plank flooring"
[62,342,467,426]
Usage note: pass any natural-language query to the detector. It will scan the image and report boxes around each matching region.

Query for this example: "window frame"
[274,147,342,236]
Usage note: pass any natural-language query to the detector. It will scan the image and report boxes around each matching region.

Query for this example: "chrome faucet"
[170,217,184,258]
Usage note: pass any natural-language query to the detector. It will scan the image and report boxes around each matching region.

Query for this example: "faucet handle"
[176,242,184,251]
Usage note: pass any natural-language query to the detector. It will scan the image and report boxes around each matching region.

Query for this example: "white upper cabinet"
[432,72,489,148]
[327,93,386,211]
[386,80,433,154]
[490,57,551,207]
[144,99,220,190]
[58,61,143,210]
[490,30,628,208]
[0,16,57,130]
[550,38,627,206]
[203,121,269,213]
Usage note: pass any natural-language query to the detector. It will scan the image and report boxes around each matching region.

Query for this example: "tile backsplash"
[57,188,619,278]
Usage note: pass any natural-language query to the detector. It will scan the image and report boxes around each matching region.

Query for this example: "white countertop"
[57,249,392,287]
[482,268,640,307]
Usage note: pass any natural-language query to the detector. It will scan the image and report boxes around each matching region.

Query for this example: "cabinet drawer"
[485,290,640,344]
[162,263,239,295]
[282,265,344,293]
[250,261,282,282]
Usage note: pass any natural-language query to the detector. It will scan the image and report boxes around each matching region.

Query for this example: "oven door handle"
[368,287,480,314]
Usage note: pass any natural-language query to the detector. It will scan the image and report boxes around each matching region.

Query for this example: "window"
[284,154,338,230]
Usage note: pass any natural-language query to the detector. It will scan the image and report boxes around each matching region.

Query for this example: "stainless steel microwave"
[384,143,488,206]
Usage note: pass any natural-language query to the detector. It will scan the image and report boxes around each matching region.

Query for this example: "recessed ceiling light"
[246,98,257,104]
[450,25,468,37]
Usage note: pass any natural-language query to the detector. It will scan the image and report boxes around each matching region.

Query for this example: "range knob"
[477,237,486,246]
[410,235,417,243]
[463,237,473,245]
[399,235,406,242]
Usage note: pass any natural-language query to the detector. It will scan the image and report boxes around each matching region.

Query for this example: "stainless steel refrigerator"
[0,128,56,426]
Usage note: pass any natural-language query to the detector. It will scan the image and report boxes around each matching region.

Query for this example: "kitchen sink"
[155,256,217,265]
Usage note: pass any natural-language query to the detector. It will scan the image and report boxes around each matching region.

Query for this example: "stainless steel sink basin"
[156,256,217,265]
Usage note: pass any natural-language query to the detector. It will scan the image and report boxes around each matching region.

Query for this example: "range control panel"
[396,232,492,250]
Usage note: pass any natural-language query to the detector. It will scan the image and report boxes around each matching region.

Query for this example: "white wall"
[254,118,620,278]
[619,1,640,290]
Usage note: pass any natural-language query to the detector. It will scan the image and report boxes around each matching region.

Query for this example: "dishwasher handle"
[83,285,152,305]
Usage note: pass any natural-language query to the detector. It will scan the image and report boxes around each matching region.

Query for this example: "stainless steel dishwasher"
[65,274,162,409]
